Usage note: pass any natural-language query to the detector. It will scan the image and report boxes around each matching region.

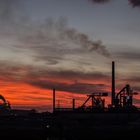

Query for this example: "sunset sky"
[0,0,140,112]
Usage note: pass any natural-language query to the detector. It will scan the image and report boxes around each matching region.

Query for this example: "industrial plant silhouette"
[0,61,140,139]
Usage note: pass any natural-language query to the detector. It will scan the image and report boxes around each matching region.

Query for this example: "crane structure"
[0,95,11,110]
[78,92,108,111]
[114,84,138,108]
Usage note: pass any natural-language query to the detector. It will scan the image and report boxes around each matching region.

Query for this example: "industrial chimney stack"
[112,61,115,106]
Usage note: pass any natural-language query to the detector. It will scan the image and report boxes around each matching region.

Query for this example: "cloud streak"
[29,80,108,94]
[115,51,140,61]
[0,60,110,94]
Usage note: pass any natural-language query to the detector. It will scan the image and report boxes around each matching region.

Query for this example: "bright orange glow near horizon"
[0,78,113,112]
[0,73,139,112]
[0,81,80,111]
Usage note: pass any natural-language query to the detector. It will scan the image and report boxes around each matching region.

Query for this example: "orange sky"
[0,77,139,112]
[0,79,112,112]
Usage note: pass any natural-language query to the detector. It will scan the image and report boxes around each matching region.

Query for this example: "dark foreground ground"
[1,112,140,140]
[0,127,140,140]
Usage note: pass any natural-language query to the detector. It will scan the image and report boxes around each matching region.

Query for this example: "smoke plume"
[58,22,110,57]
[0,0,110,60]
[16,18,110,58]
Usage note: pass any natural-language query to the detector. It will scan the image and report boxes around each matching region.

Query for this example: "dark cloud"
[90,0,110,4]
[0,60,33,81]
[33,56,61,65]
[115,51,140,61]
[89,0,140,8]
[42,70,110,81]
[28,80,108,94]
[129,0,140,7]
[122,77,140,83]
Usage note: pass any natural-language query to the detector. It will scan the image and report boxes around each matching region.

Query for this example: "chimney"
[53,88,56,113]
[112,61,115,106]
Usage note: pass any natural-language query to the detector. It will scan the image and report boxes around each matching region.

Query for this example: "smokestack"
[72,99,75,110]
[53,88,56,113]
[112,61,115,106]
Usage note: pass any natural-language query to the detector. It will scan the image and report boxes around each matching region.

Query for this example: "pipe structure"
[112,61,115,106]
[72,99,75,110]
